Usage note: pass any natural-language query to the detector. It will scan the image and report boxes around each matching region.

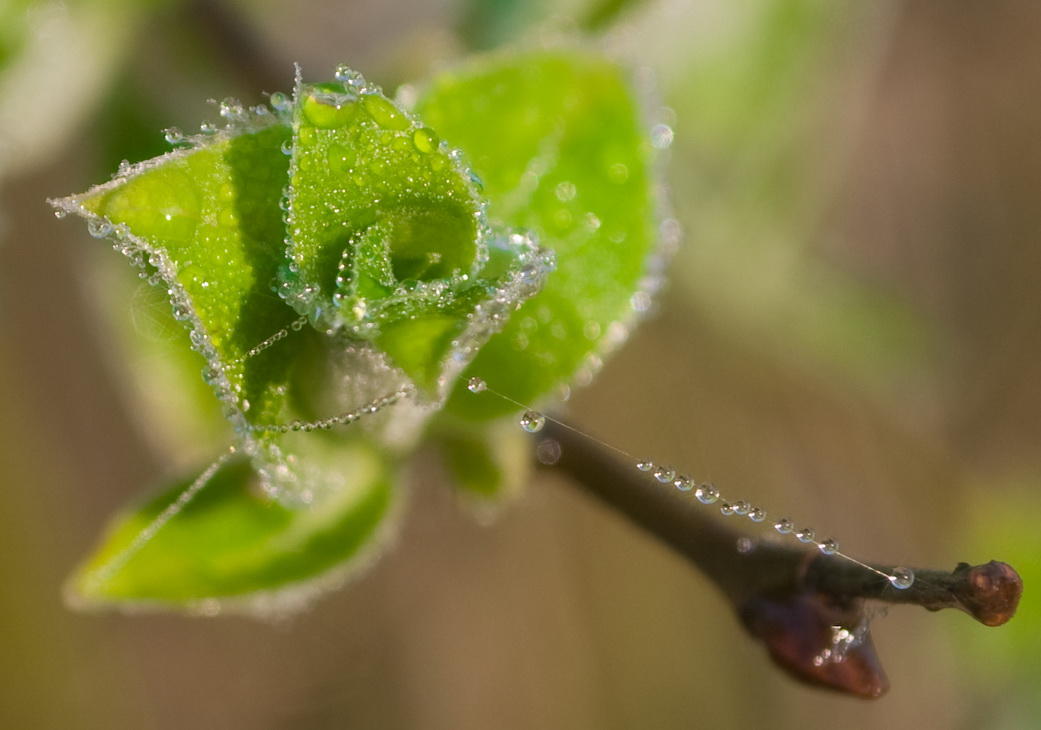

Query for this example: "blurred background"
[1,0,1039,727]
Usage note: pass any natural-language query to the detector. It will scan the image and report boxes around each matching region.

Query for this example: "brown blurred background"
[1,0,1038,727]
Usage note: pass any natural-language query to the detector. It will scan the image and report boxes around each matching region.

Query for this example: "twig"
[539,418,1022,698]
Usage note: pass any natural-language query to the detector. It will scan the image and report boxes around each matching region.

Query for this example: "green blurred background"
[1,0,1038,727]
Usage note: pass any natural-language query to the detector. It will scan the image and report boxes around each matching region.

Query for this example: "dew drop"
[200,121,217,135]
[87,218,113,238]
[608,162,629,184]
[268,92,290,112]
[673,475,694,492]
[163,127,184,144]
[774,518,794,535]
[651,123,674,149]
[635,460,654,472]
[748,507,766,523]
[554,181,577,202]
[53,208,67,219]
[696,483,719,504]
[466,376,487,393]
[889,567,915,590]
[719,502,735,516]
[412,127,439,154]
[733,501,750,516]
[653,465,676,483]
[536,437,561,465]
[519,411,545,433]
[818,538,840,555]
[796,528,816,544]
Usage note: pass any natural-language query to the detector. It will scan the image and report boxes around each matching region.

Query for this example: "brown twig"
[539,418,1022,698]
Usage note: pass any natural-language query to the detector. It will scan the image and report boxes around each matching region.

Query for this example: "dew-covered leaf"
[280,74,553,395]
[67,444,394,613]
[56,117,301,438]
[416,50,663,420]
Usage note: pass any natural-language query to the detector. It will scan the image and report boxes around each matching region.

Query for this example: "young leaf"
[416,50,664,421]
[52,50,661,611]
[68,444,394,613]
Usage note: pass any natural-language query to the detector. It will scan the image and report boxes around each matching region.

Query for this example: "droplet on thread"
[466,376,487,393]
[635,460,654,472]
[673,475,694,492]
[696,483,719,504]
[519,411,545,433]
[889,567,915,590]
[818,538,839,555]
[748,507,766,523]
[774,518,794,535]
[796,528,816,544]
[653,465,675,483]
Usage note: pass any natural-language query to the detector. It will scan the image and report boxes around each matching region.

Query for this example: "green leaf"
[52,51,663,611]
[67,444,394,613]
[281,75,554,394]
[416,50,662,420]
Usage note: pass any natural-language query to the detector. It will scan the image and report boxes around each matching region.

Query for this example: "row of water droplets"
[463,374,915,591]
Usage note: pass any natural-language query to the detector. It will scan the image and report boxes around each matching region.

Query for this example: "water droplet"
[748,507,766,523]
[87,218,113,238]
[200,121,217,135]
[673,475,694,492]
[412,126,439,154]
[889,567,915,590]
[818,538,839,555]
[696,483,719,504]
[653,465,676,483]
[733,501,750,516]
[361,94,409,130]
[268,92,290,112]
[466,376,487,393]
[719,502,735,516]
[774,518,794,535]
[536,437,561,465]
[519,411,545,433]
[796,528,816,544]
[630,291,652,313]
[651,123,674,149]
[163,127,184,145]
[635,460,654,472]
[608,162,629,184]
[554,181,577,202]
[53,208,67,219]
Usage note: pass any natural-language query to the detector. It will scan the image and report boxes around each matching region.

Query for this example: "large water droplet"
[519,411,545,433]
[774,518,794,535]
[635,460,654,472]
[696,483,719,504]
[413,127,439,154]
[796,528,816,544]
[653,465,675,483]
[818,538,839,555]
[889,567,915,590]
[673,475,694,492]
[467,376,487,393]
[748,507,766,523]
